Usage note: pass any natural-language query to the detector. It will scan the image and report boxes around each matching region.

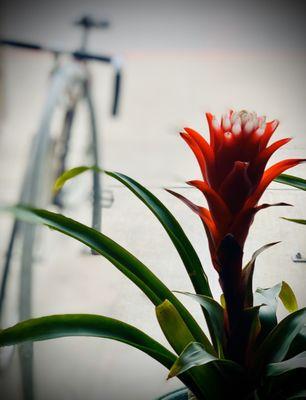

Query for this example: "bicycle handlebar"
[0,38,122,116]
[0,39,43,51]
[74,15,110,30]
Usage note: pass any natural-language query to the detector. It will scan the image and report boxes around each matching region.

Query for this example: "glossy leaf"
[156,300,195,355]
[220,294,226,308]
[279,281,298,313]
[274,174,306,191]
[255,281,298,341]
[53,166,212,298]
[0,314,176,369]
[105,171,212,298]
[155,388,188,400]
[1,206,210,349]
[287,326,306,358]
[266,351,306,377]
[168,341,242,378]
[242,242,280,308]
[253,307,306,373]
[168,342,245,400]
[174,291,224,357]
[168,342,217,378]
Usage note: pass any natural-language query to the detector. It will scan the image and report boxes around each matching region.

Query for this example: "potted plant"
[1,110,306,399]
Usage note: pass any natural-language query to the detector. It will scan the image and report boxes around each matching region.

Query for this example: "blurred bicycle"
[0,15,122,400]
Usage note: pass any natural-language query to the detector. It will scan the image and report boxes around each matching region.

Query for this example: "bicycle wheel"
[0,62,88,400]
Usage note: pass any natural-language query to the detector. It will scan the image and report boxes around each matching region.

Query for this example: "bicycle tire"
[0,63,88,400]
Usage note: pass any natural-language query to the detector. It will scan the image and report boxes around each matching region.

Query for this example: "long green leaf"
[174,291,224,357]
[274,174,306,191]
[282,218,306,225]
[156,300,210,399]
[266,351,306,377]
[0,314,176,368]
[253,308,306,373]
[55,166,212,298]
[242,242,280,308]
[2,206,211,351]
[105,171,211,296]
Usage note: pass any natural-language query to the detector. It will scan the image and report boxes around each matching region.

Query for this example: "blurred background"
[0,0,305,399]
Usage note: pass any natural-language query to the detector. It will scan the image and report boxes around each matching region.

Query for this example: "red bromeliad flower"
[168,110,305,361]
[169,110,304,270]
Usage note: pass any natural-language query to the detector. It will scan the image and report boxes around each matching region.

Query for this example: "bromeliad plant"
[1,110,306,399]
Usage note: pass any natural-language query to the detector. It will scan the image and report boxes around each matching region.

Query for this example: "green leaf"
[287,326,306,358]
[266,351,306,377]
[0,314,176,369]
[53,166,94,193]
[274,174,306,191]
[255,283,282,340]
[156,300,195,355]
[53,166,212,299]
[279,281,298,313]
[282,218,306,225]
[174,291,225,357]
[255,281,298,341]
[105,171,212,298]
[156,301,220,399]
[220,294,226,308]
[287,390,306,399]
[168,342,243,382]
[1,206,211,351]
[243,306,262,361]
[253,307,306,373]
[242,242,280,308]
[168,342,217,379]
[168,342,244,400]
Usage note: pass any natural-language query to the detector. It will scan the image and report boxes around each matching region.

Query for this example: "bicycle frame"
[0,20,122,399]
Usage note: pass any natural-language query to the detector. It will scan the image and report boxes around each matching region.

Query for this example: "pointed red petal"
[187,180,231,229]
[205,112,216,148]
[184,127,215,186]
[231,202,292,247]
[180,132,207,180]
[248,137,292,184]
[165,188,219,250]
[246,158,306,208]
[255,202,292,212]
[259,120,279,150]
[165,188,201,215]
[199,207,219,245]
[206,112,222,151]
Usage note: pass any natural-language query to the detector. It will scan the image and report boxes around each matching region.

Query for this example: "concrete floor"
[0,1,306,399]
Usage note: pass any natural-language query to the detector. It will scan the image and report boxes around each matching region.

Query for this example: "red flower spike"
[173,110,304,268]
[168,110,304,363]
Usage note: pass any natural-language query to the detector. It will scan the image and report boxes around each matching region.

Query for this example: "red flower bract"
[168,110,305,363]
[169,110,304,272]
